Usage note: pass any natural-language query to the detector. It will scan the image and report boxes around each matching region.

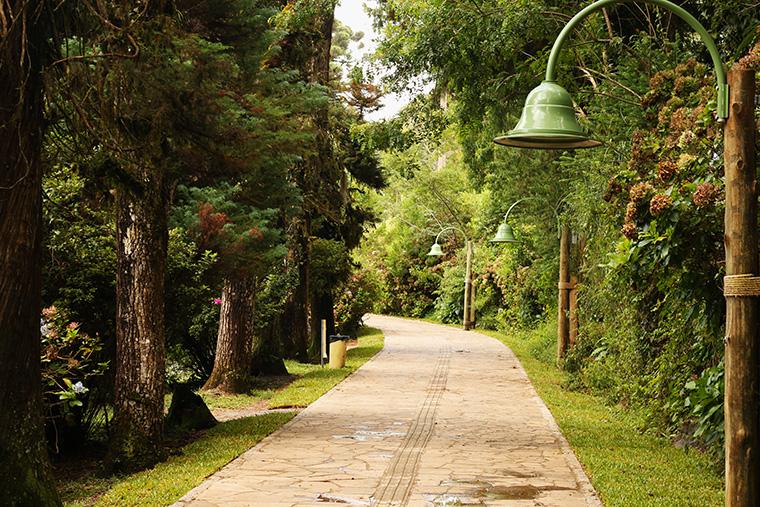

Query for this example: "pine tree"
[0,1,63,504]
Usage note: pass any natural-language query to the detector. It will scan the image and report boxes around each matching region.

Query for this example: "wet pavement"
[173,315,601,507]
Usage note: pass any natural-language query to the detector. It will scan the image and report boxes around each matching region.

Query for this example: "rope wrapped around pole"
[724,274,760,297]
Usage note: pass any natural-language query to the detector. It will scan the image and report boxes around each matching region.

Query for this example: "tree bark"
[252,316,289,376]
[109,172,169,472]
[287,218,313,361]
[556,224,571,362]
[723,65,759,507]
[203,276,257,393]
[0,1,62,504]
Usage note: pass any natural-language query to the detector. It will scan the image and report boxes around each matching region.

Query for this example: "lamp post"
[492,199,575,362]
[494,1,757,504]
[428,226,475,330]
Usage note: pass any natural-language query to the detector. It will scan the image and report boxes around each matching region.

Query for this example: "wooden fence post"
[724,65,759,507]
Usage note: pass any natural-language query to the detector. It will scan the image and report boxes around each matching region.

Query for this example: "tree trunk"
[109,173,169,472]
[203,276,257,393]
[288,218,312,361]
[314,289,336,340]
[723,65,760,507]
[252,317,289,376]
[0,2,62,504]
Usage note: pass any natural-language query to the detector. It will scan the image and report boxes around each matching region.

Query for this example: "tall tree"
[59,0,252,470]
[274,0,338,361]
[0,1,62,504]
[172,0,321,392]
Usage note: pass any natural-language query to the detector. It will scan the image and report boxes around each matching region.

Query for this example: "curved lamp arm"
[502,197,566,239]
[434,225,469,244]
[544,0,728,120]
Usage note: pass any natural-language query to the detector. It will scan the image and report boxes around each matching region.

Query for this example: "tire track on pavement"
[373,344,451,506]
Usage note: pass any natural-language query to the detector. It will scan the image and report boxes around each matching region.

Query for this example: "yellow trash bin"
[328,335,348,369]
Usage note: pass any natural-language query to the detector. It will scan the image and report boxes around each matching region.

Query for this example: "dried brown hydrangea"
[692,182,722,207]
[629,182,653,203]
[649,194,673,215]
[621,222,638,240]
[625,201,638,222]
[604,178,623,202]
[658,160,678,181]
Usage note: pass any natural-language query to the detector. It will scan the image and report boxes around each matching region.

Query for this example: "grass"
[59,327,384,507]
[477,321,724,507]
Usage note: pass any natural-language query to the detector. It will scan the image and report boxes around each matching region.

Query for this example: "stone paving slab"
[174,315,602,507]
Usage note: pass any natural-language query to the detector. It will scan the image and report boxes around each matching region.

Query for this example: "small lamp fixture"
[427,242,444,257]
[491,222,520,244]
[494,81,602,150]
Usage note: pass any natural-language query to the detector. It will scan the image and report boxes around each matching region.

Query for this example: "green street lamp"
[427,242,444,257]
[493,1,756,504]
[491,199,528,243]
[495,0,728,150]
[491,222,518,244]
[427,226,475,330]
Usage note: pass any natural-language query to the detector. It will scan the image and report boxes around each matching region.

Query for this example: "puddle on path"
[426,478,578,505]
[333,427,406,441]
[423,493,484,506]
[316,493,372,505]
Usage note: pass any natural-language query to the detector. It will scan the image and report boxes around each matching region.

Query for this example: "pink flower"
[212,298,222,305]
[67,322,79,330]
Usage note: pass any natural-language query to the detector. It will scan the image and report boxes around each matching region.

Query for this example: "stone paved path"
[174,315,602,507]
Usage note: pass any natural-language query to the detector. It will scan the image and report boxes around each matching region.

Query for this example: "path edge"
[171,335,389,507]
[374,315,603,507]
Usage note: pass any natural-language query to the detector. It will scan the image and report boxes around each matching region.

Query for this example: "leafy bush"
[165,228,220,382]
[40,306,109,453]
[335,269,384,336]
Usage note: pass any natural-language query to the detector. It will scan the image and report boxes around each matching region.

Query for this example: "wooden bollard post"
[556,224,571,362]
[724,65,759,507]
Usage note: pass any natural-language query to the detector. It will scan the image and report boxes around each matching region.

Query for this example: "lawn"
[478,322,724,507]
[59,327,384,507]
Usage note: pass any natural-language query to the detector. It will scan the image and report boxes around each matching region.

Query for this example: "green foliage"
[42,164,116,343]
[364,2,760,466]
[165,228,220,381]
[334,270,384,336]
[40,306,109,453]
[433,263,465,324]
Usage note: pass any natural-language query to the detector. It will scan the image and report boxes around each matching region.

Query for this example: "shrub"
[335,269,384,336]
[40,306,109,454]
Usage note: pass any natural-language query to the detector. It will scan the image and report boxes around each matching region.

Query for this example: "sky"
[334,0,414,121]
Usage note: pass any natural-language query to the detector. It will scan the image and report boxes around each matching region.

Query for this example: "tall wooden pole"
[557,224,571,362]
[569,235,586,348]
[568,275,579,347]
[463,240,473,330]
[469,279,477,329]
[724,65,759,507]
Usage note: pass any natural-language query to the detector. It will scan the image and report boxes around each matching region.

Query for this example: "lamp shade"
[494,81,601,149]
[491,223,519,243]
[427,242,444,256]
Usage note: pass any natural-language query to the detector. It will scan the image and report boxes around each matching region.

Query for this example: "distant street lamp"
[491,198,576,361]
[494,1,757,504]
[427,226,475,330]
